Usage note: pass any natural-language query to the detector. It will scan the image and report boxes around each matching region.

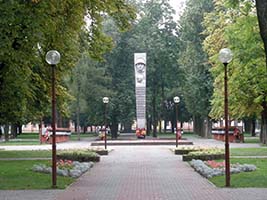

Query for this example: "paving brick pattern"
[56,146,267,200]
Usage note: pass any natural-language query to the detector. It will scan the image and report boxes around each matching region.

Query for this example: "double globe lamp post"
[173,96,180,148]
[219,48,233,187]
[45,50,61,188]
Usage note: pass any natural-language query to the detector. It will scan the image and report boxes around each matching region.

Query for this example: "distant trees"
[177,0,214,137]
[0,0,136,139]
[1,0,266,142]
[202,0,267,142]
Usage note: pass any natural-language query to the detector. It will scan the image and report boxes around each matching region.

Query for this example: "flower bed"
[190,159,256,178]
[32,160,94,178]
[57,150,100,162]
[182,149,224,161]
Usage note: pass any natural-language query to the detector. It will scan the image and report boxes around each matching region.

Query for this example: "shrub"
[188,149,223,156]
[182,148,224,161]
[57,150,100,162]
[88,148,109,155]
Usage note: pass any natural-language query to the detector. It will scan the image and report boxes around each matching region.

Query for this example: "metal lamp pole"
[219,48,233,187]
[173,96,180,148]
[103,97,109,150]
[46,50,61,188]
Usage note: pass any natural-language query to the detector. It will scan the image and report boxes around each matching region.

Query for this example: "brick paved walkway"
[55,146,267,200]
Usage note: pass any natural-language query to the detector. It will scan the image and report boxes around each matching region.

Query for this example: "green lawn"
[70,133,98,141]
[0,150,51,158]
[230,148,267,156]
[0,160,74,189]
[0,132,98,144]
[17,133,39,139]
[244,137,260,143]
[0,141,40,146]
[209,158,267,187]
[156,132,197,139]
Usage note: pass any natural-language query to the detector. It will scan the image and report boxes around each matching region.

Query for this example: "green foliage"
[67,54,112,126]
[0,0,136,129]
[57,150,100,162]
[203,0,267,120]
[178,0,214,119]
[84,0,184,136]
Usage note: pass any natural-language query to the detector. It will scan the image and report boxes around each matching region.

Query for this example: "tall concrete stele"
[134,53,147,138]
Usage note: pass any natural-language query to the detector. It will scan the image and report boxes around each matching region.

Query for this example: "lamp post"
[219,48,233,187]
[173,96,180,148]
[45,50,61,188]
[103,97,109,149]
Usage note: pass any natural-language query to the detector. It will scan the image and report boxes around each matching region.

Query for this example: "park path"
[56,145,267,200]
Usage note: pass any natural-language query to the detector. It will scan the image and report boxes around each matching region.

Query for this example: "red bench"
[212,127,244,143]
[40,128,71,144]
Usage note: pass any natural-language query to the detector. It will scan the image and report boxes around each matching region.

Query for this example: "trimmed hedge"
[94,149,108,155]
[174,149,199,155]
[57,150,100,162]
[183,153,225,161]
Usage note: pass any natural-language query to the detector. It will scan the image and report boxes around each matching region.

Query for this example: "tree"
[93,0,183,138]
[204,0,267,142]
[133,0,181,137]
[0,0,136,140]
[228,0,267,143]
[177,0,214,137]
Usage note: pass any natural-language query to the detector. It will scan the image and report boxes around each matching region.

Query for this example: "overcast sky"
[169,0,186,20]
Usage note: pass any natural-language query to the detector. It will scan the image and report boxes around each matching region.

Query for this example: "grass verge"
[70,133,97,141]
[244,138,260,143]
[0,150,51,158]
[0,160,74,189]
[231,148,267,156]
[209,158,267,187]
[0,141,40,146]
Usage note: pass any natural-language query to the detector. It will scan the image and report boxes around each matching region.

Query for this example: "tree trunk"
[152,88,157,137]
[252,118,256,136]
[244,117,256,136]
[18,124,22,135]
[159,78,164,134]
[123,122,132,133]
[164,120,167,133]
[146,116,151,136]
[39,120,42,144]
[0,126,2,138]
[11,124,17,138]
[256,0,267,143]
[260,101,267,144]
[111,123,118,139]
[58,112,63,128]
[193,116,205,137]
[4,124,9,141]
[244,118,252,134]
[171,118,175,133]
[76,98,80,141]
[158,120,162,133]
[152,117,157,137]
[203,117,212,138]
[256,0,267,71]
